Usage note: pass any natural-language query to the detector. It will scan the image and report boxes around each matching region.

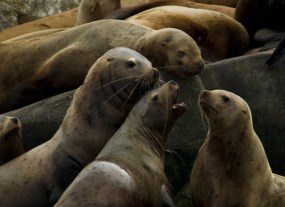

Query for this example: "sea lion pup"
[0,19,203,113]
[0,115,24,165]
[0,47,159,206]
[126,6,249,61]
[190,90,285,207]
[104,0,235,20]
[55,81,186,207]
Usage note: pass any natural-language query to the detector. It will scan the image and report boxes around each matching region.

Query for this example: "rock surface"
[0,0,79,32]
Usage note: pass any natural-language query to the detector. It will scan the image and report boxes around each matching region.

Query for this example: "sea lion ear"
[162,41,167,47]
[106,57,114,62]
[151,93,159,101]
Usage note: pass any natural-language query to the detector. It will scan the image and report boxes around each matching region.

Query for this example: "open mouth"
[199,99,218,114]
[172,86,187,115]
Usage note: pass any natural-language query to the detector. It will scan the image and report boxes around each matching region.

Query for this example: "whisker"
[92,75,144,91]
[162,94,169,139]
[102,79,137,104]
[121,79,143,109]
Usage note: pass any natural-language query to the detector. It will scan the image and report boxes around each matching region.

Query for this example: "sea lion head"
[199,89,252,133]
[0,115,24,164]
[132,81,186,137]
[143,28,204,79]
[76,0,121,25]
[73,47,160,125]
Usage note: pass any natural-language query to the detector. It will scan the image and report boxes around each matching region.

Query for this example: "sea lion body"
[0,47,159,206]
[0,115,24,165]
[104,0,235,20]
[127,6,249,61]
[191,0,238,7]
[0,19,203,113]
[55,81,186,207]
[190,90,285,207]
[235,0,285,39]
[0,8,78,43]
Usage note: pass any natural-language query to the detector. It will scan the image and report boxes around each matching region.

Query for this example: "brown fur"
[0,8,78,43]
[0,19,203,112]
[190,90,285,207]
[191,0,238,7]
[104,0,235,20]
[0,115,24,165]
[126,6,249,61]
[0,47,159,206]
[55,81,186,207]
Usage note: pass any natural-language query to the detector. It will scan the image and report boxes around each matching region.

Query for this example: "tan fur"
[55,81,186,207]
[0,115,24,165]
[0,8,78,43]
[0,19,203,112]
[127,6,249,61]
[0,47,159,206]
[190,90,285,207]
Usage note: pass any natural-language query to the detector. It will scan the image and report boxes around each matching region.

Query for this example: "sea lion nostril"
[153,68,159,79]
[169,80,177,85]
[10,117,18,124]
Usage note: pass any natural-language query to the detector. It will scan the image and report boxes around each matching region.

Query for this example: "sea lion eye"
[127,60,136,68]
[177,50,185,58]
[222,96,230,103]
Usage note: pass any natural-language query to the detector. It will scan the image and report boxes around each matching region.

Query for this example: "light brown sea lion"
[0,8,78,43]
[126,6,249,61]
[104,0,235,20]
[0,19,203,113]
[76,0,121,25]
[190,89,285,207]
[0,115,24,165]
[0,47,159,206]
[55,81,186,207]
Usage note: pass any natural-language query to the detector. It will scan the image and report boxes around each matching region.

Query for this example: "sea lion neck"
[125,114,166,160]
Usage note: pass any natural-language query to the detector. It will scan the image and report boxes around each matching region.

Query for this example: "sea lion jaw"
[137,81,186,135]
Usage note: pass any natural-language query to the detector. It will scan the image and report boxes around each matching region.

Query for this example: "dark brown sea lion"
[190,89,285,207]
[104,0,235,20]
[235,0,285,39]
[190,0,238,7]
[0,115,24,165]
[55,81,186,207]
[0,47,159,206]
[0,19,203,113]
[126,6,249,61]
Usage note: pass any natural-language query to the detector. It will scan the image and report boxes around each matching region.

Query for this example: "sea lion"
[104,0,235,20]
[76,0,121,25]
[190,0,238,7]
[235,0,285,40]
[0,47,159,206]
[0,8,78,43]
[0,115,24,165]
[0,19,203,113]
[55,81,186,207]
[126,6,249,61]
[190,89,285,207]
